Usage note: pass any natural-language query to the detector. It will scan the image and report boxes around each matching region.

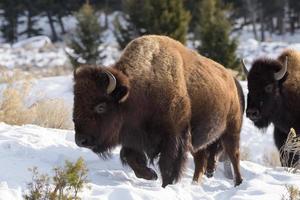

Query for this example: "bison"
[242,49,300,166]
[73,35,244,187]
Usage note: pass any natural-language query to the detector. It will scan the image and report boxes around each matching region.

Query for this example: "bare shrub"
[280,128,300,173]
[23,157,89,200]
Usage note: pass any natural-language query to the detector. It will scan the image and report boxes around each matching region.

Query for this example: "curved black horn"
[274,56,288,80]
[103,69,117,94]
[241,59,249,76]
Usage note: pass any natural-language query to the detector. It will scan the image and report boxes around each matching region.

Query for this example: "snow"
[0,122,299,200]
[237,38,300,69]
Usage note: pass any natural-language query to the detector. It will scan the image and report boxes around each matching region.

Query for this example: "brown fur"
[73,35,244,187]
[246,49,300,166]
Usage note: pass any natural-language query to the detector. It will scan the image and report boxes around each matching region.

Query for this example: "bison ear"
[111,85,129,103]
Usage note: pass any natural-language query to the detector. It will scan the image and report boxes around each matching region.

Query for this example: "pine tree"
[195,0,239,70]
[0,0,22,43]
[114,0,190,49]
[68,2,105,69]
[19,0,43,38]
[113,0,144,49]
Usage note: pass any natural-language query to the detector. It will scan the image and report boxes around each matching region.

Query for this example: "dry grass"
[282,185,300,200]
[33,99,73,130]
[263,149,281,167]
[0,65,72,84]
[0,67,33,84]
[0,68,34,125]
[0,82,35,125]
[280,128,300,173]
[0,68,73,130]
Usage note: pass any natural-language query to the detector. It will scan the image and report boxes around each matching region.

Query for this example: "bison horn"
[241,59,249,76]
[274,56,288,80]
[103,69,117,94]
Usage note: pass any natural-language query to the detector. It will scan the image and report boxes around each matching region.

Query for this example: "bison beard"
[73,35,244,187]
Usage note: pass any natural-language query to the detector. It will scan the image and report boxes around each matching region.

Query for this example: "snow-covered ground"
[0,74,299,199]
[0,118,299,200]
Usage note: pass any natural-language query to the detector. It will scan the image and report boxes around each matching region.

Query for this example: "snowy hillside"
[0,74,299,199]
[0,123,299,200]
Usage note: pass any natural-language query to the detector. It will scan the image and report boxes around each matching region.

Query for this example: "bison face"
[245,58,287,129]
[73,66,129,157]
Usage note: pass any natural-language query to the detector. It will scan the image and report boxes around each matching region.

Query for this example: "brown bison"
[73,35,244,187]
[242,49,300,166]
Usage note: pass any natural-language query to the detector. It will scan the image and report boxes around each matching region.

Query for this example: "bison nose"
[75,134,93,148]
[246,108,260,121]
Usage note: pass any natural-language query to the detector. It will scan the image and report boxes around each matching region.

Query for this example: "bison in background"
[73,35,244,187]
[243,49,300,166]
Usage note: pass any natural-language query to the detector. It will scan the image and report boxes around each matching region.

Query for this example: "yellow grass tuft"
[282,185,300,200]
[33,99,73,130]
[280,128,300,173]
[0,68,73,130]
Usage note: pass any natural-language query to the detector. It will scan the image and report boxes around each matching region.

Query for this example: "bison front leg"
[159,132,189,188]
[192,149,208,183]
[120,147,158,180]
[205,140,223,178]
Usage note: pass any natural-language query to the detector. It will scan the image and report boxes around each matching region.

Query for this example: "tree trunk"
[46,11,58,41]
[104,0,109,28]
[27,10,33,37]
[58,15,66,34]
[259,10,265,41]
[246,0,258,40]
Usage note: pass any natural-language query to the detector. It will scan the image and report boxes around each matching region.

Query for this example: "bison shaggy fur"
[73,35,244,187]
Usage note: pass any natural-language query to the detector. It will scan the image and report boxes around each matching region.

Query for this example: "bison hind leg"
[120,147,158,180]
[221,130,243,186]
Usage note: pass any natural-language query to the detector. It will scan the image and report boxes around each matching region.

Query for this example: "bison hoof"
[234,177,243,187]
[135,167,158,181]
[162,180,172,188]
[205,171,214,178]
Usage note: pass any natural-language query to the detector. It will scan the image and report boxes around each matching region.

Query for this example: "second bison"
[73,35,244,187]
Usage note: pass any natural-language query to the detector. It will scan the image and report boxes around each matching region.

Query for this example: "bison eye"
[264,84,274,93]
[94,103,107,114]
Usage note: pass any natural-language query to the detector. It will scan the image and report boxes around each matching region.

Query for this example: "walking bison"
[73,35,244,187]
[242,49,300,166]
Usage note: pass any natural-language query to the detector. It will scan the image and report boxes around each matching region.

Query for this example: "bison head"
[242,57,288,128]
[73,65,129,157]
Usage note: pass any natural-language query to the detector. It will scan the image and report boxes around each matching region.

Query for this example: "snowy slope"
[0,123,299,200]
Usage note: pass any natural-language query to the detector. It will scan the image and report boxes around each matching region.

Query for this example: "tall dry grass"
[282,185,300,200]
[33,99,73,130]
[280,128,300,173]
[0,68,73,130]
